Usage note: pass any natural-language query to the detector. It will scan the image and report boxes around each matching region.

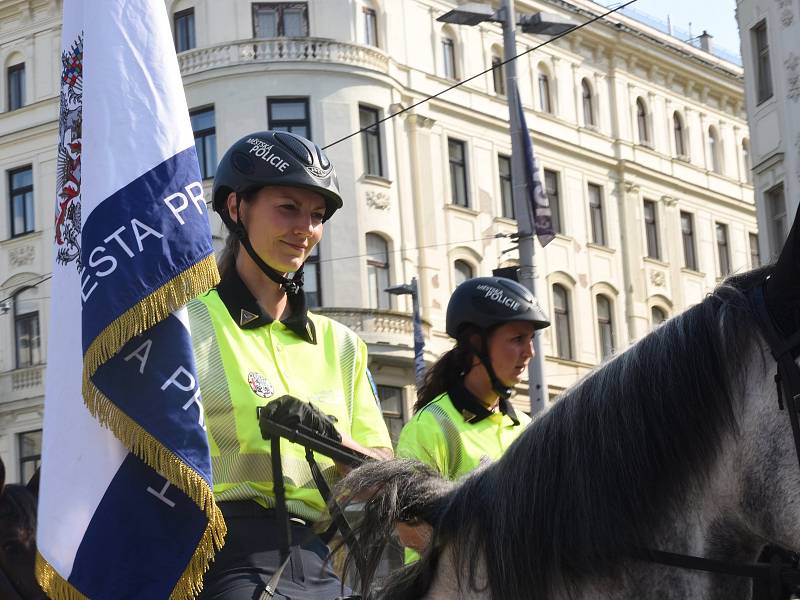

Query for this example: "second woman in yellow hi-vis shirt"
[395,276,550,555]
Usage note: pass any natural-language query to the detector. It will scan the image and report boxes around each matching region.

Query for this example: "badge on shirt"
[248,371,274,398]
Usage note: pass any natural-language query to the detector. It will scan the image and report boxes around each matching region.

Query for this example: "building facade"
[736,0,799,262]
[0,0,753,484]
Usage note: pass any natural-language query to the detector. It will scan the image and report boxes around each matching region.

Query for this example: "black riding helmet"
[212,130,343,292]
[446,276,550,402]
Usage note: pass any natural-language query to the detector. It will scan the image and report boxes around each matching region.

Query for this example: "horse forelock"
[431,268,771,600]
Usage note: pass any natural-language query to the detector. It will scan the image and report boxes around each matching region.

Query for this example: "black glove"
[260,395,342,442]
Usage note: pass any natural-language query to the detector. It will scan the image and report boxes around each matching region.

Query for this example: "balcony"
[316,308,433,361]
[178,38,389,77]
[0,364,45,405]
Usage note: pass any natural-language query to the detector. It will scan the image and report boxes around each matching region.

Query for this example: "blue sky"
[602,0,741,58]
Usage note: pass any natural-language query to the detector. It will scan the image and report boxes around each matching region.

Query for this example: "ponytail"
[415,328,478,412]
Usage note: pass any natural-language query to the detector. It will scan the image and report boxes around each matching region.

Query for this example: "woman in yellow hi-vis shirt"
[395,276,550,556]
[192,130,393,600]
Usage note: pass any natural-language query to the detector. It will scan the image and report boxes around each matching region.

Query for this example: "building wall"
[736,0,799,260]
[0,0,754,483]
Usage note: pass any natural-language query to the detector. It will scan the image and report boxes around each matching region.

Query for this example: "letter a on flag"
[37,1,225,598]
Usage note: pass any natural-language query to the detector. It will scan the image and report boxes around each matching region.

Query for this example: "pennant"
[37,1,224,598]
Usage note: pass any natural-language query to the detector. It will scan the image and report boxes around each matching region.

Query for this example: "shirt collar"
[448,381,520,426]
[216,267,316,344]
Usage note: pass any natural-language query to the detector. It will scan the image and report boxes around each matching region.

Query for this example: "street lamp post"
[437,1,572,416]
[386,277,426,390]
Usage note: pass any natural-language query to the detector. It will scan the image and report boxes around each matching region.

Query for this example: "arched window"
[742,139,752,183]
[673,112,685,157]
[441,31,457,79]
[581,79,594,126]
[636,98,649,144]
[651,306,667,328]
[491,53,505,95]
[366,233,390,309]
[7,60,25,111]
[708,126,721,173]
[538,66,552,114]
[454,260,474,287]
[596,295,614,360]
[363,2,379,47]
[13,286,41,368]
[552,284,572,360]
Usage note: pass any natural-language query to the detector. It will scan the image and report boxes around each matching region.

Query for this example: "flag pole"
[501,0,548,416]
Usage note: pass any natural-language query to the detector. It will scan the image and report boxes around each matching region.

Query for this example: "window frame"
[749,232,761,268]
[363,6,378,47]
[491,55,505,95]
[766,183,787,260]
[442,36,457,79]
[190,106,217,180]
[753,20,773,104]
[552,283,573,360]
[544,169,561,235]
[538,71,552,114]
[581,79,594,126]
[716,222,731,278]
[376,385,404,446]
[7,62,25,111]
[708,126,721,174]
[252,2,309,37]
[651,306,667,328]
[680,211,697,271]
[366,233,391,309]
[498,154,513,218]
[267,97,311,139]
[673,112,686,157]
[18,429,41,485]
[454,259,474,287]
[173,7,196,52]
[9,165,34,237]
[13,287,41,369]
[588,183,605,246]
[643,199,660,260]
[596,294,614,360]
[636,97,649,145]
[448,138,469,208]
[359,104,384,177]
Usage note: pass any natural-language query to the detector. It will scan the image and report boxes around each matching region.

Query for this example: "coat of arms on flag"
[37,1,225,598]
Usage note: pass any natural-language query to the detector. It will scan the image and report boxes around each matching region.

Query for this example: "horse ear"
[765,203,800,335]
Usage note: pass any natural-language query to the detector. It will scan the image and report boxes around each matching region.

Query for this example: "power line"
[322,0,639,150]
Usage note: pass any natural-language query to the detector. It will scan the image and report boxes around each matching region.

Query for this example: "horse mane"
[338,268,771,600]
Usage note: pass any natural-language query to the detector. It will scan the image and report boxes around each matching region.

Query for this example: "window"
[7,63,25,111]
[588,183,605,246]
[442,36,457,79]
[753,21,773,103]
[742,139,752,183]
[680,211,697,271]
[359,105,384,177]
[376,385,404,446]
[18,430,41,485]
[492,54,505,95]
[636,98,649,144]
[454,260,473,287]
[651,306,667,328]
[708,127,721,174]
[596,295,614,360]
[643,200,660,259]
[716,222,730,277]
[173,8,196,52]
[14,287,40,369]
[498,154,513,218]
[544,169,561,234]
[253,2,308,37]
[366,233,390,309]
[538,70,552,114]
[363,6,378,47]
[581,79,594,126]
[305,244,322,307]
[268,97,310,139]
[749,232,761,268]
[448,138,468,207]
[673,112,686,157]
[766,183,787,260]
[10,166,34,237]
[190,107,216,180]
[552,284,573,360]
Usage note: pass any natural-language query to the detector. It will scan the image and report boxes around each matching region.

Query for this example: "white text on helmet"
[246,138,290,173]
[475,284,521,312]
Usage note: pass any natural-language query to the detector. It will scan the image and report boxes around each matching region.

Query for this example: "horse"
[334,214,800,599]
[0,457,45,600]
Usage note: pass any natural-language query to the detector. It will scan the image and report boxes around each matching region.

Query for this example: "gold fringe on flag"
[36,554,90,600]
[66,252,226,598]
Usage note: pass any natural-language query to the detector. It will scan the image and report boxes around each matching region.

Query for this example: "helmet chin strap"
[233,195,304,295]
[474,331,513,402]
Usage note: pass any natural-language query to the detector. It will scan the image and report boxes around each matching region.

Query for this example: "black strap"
[270,436,291,562]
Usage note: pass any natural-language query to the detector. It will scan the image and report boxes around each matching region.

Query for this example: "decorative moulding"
[9,244,35,268]
[366,190,390,211]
